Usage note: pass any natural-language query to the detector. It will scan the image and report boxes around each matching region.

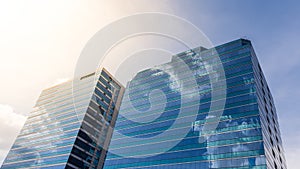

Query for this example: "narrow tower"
[2,68,124,169]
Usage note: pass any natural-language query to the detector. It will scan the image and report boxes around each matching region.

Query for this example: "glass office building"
[104,39,287,169]
[1,68,124,169]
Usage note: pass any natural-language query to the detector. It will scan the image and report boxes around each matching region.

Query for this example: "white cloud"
[48,78,70,88]
[0,104,27,166]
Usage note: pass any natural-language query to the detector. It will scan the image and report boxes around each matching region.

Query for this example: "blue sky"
[0,0,299,168]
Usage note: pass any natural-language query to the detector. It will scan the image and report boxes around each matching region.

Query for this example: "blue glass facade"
[1,69,124,169]
[104,39,287,169]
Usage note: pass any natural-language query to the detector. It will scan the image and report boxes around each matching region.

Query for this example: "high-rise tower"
[2,68,124,169]
[104,39,287,169]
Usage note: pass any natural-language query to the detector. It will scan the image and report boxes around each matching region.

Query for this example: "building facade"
[103,39,287,169]
[2,68,124,169]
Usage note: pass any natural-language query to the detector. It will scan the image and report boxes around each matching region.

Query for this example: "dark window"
[274,162,278,169]
[68,156,84,168]
[263,97,267,104]
[277,145,281,153]
[273,117,276,125]
[268,126,272,134]
[270,138,274,146]
[265,105,268,114]
[271,109,275,115]
[276,136,279,143]
[74,137,95,153]
[78,130,93,144]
